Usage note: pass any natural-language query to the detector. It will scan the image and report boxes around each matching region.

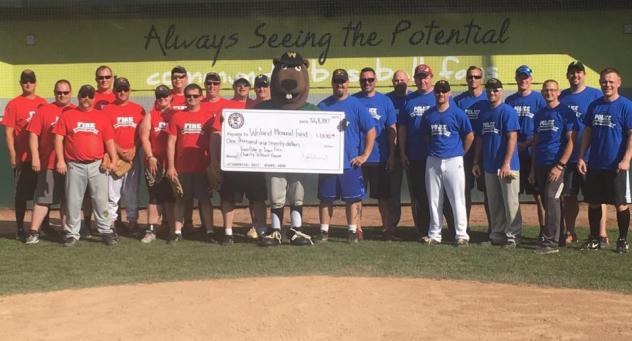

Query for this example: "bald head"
[392,69,409,96]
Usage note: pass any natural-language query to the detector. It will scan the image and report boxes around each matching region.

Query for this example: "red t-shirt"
[1,95,47,162]
[148,106,174,166]
[102,101,146,149]
[27,103,76,170]
[54,108,115,162]
[94,90,115,110]
[202,97,236,132]
[171,91,187,111]
[167,108,213,173]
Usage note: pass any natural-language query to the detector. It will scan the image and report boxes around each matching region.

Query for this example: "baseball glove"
[169,175,184,198]
[100,153,111,172]
[102,154,132,177]
[144,159,164,187]
[206,162,223,191]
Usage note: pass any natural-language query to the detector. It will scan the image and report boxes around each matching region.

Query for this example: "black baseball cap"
[254,74,269,87]
[205,72,221,83]
[278,51,306,67]
[434,80,451,93]
[332,69,349,83]
[78,84,95,98]
[485,78,503,90]
[567,61,585,73]
[155,85,170,98]
[171,66,187,76]
[20,69,36,83]
[113,77,130,90]
[233,78,251,87]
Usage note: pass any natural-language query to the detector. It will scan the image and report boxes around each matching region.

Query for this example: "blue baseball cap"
[515,65,533,77]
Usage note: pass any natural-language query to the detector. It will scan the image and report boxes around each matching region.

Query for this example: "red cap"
[414,64,433,78]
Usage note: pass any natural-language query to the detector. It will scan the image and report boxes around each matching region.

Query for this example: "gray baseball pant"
[485,171,522,243]
[535,166,564,247]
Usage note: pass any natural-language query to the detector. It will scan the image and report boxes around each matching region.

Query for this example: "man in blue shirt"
[578,67,632,253]
[354,67,398,240]
[318,69,376,243]
[422,80,474,246]
[472,78,522,247]
[454,65,491,231]
[505,65,546,237]
[528,80,577,254]
[559,61,606,246]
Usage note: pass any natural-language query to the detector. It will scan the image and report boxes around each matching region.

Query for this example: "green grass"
[1,225,631,296]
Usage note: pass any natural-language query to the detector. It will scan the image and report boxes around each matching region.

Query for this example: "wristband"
[557,161,566,169]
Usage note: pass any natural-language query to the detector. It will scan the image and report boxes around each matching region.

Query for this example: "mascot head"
[270,51,310,110]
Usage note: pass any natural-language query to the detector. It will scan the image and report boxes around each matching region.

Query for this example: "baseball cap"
[155,85,171,98]
[113,77,130,90]
[278,51,306,67]
[485,78,503,90]
[78,84,96,98]
[171,65,187,76]
[332,69,349,83]
[20,69,36,83]
[515,65,533,77]
[205,72,221,83]
[567,61,585,73]
[414,64,433,78]
[233,77,251,87]
[434,80,451,93]
[254,74,269,87]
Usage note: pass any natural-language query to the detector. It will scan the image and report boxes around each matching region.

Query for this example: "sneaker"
[167,233,183,245]
[246,227,259,241]
[535,246,559,254]
[205,232,219,244]
[288,227,313,246]
[565,231,577,244]
[421,236,440,245]
[456,238,469,247]
[141,231,156,244]
[503,240,517,249]
[599,236,610,249]
[580,237,600,251]
[25,230,40,245]
[259,230,282,247]
[223,235,234,245]
[63,236,77,247]
[616,239,629,254]
[102,233,118,246]
[348,230,359,244]
[318,230,329,242]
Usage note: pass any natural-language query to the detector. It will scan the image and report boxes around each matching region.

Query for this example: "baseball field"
[1,204,631,340]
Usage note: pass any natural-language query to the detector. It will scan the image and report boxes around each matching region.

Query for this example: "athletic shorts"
[562,163,584,197]
[362,163,391,199]
[584,169,631,205]
[220,171,267,204]
[146,177,175,204]
[34,169,65,205]
[519,151,537,194]
[318,167,365,203]
[14,162,37,202]
[178,172,211,201]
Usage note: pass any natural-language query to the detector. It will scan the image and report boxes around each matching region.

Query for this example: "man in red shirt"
[166,84,216,244]
[102,77,146,236]
[94,65,115,110]
[54,85,119,246]
[24,79,75,244]
[170,66,188,111]
[1,69,47,240]
[139,85,176,243]
[232,77,256,108]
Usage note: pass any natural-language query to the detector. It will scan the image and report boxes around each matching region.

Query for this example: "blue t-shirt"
[505,91,545,144]
[422,105,472,158]
[354,92,397,163]
[385,90,410,125]
[454,90,488,128]
[401,91,435,161]
[533,104,578,166]
[559,86,602,163]
[318,95,374,169]
[583,96,632,170]
[476,103,521,173]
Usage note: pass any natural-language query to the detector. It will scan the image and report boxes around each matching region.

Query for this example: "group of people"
[3,54,631,254]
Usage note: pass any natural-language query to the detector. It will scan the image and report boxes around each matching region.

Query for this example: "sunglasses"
[467,75,483,80]
[360,78,376,83]
[172,75,186,80]
[434,89,450,94]
[486,88,501,93]
[79,94,95,99]
[115,87,130,93]
[21,80,36,84]
[156,95,170,100]
[96,75,112,81]
[205,81,221,86]
[55,91,70,96]
[332,79,347,85]
[184,94,200,99]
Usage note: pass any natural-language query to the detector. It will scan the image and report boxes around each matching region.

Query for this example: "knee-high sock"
[271,207,283,230]
[617,208,630,240]
[290,206,303,228]
[588,206,601,239]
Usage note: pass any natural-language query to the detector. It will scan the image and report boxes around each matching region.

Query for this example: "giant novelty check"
[221,109,345,174]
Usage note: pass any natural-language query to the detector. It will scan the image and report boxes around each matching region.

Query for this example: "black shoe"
[63,236,77,247]
[16,228,26,241]
[581,237,600,251]
[168,233,183,245]
[318,230,329,242]
[383,229,401,241]
[223,235,234,245]
[348,230,359,244]
[616,238,629,254]
[102,233,118,246]
[205,232,219,244]
[288,228,313,246]
[259,230,282,247]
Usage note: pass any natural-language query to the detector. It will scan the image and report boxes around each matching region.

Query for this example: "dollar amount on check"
[221,109,344,174]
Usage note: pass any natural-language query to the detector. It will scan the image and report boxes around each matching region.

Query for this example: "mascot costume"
[257,51,318,246]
